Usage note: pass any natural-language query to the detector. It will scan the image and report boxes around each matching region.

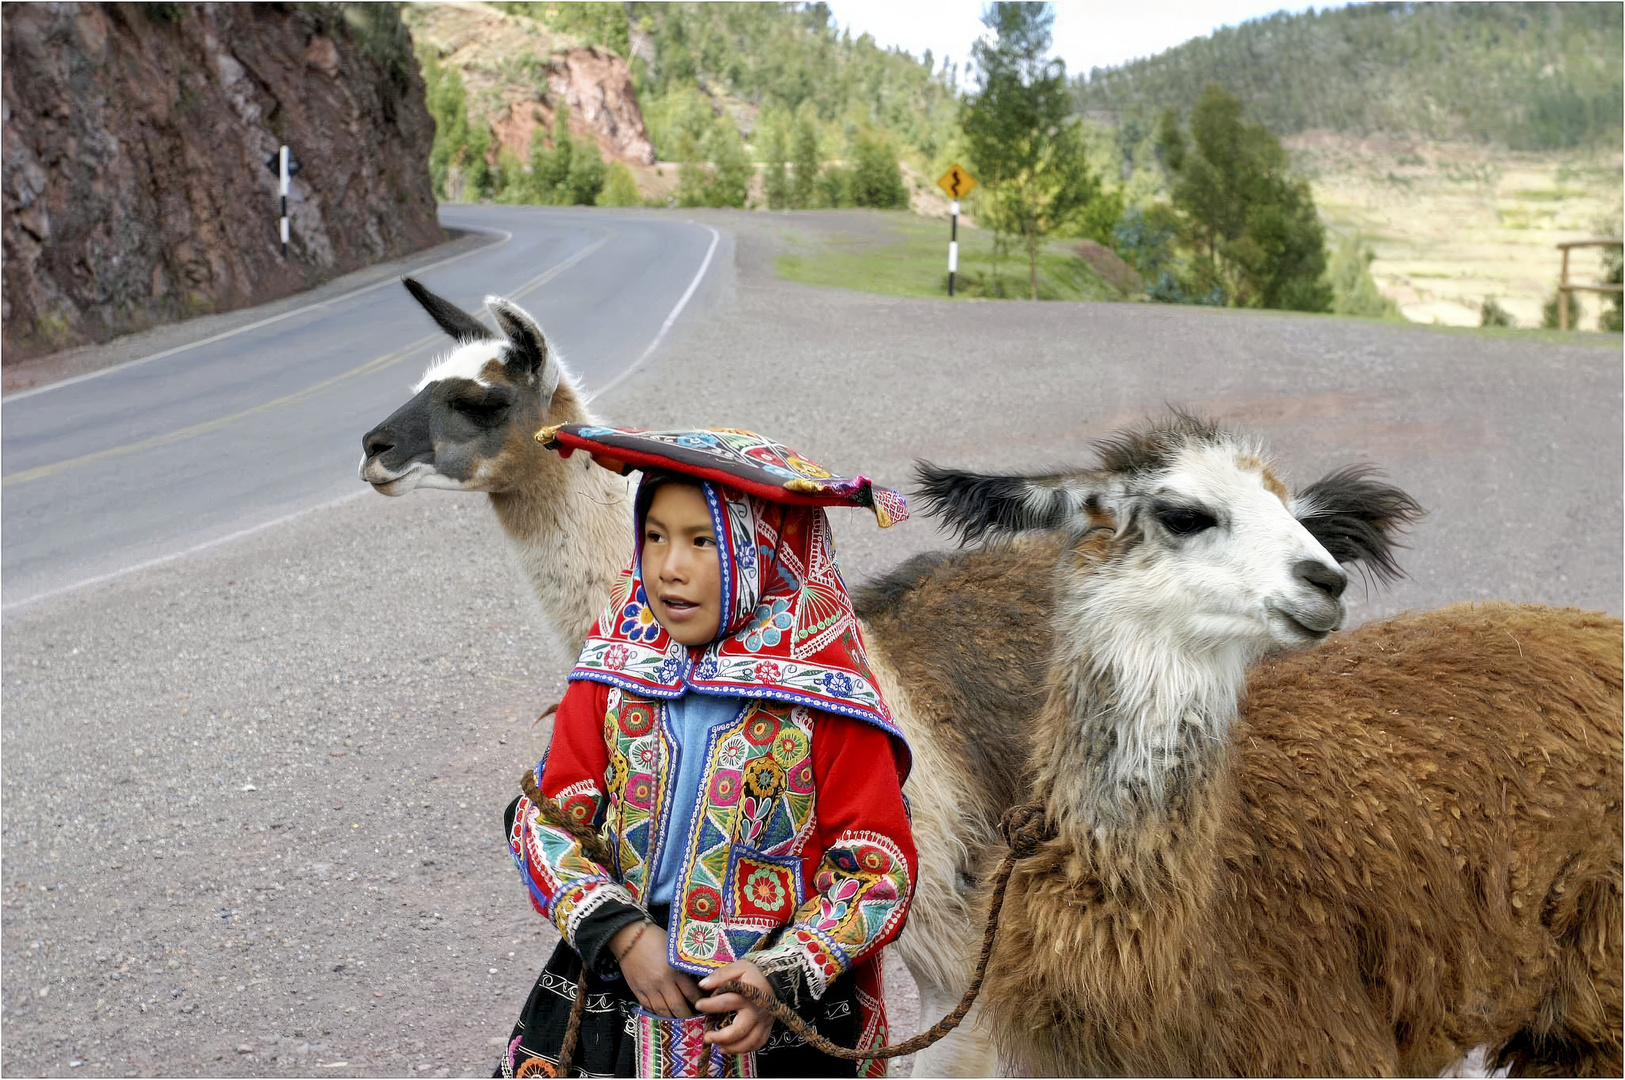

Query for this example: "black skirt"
[495,937,868,1078]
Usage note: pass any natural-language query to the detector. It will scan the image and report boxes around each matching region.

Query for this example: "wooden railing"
[1556,238,1624,331]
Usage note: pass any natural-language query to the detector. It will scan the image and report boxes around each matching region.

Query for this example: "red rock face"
[488,47,655,167]
[1,3,445,361]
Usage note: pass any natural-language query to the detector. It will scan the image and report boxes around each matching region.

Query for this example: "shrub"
[1542,288,1580,329]
[1602,245,1623,332]
[848,131,907,209]
[1479,296,1513,328]
[1328,234,1401,319]
[598,162,642,207]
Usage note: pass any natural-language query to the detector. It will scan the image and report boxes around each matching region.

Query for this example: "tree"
[848,129,907,208]
[789,105,820,210]
[676,116,751,208]
[1160,84,1331,311]
[701,120,752,207]
[526,106,606,206]
[422,52,490,200]
[762,126,790,209]
[962,3,1104,299]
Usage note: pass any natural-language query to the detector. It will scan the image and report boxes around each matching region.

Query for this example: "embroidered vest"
[598,688,820,972]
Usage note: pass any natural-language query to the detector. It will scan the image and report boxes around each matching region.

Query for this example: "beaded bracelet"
[612,920,653,964]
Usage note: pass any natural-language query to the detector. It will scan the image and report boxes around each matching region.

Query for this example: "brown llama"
[914,416,1623,1075]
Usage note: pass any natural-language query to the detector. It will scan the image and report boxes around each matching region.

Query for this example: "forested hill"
[496,2,959,161]
[1073,3,1623,151]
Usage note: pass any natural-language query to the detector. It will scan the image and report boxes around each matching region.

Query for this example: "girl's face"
[642,483,722,647]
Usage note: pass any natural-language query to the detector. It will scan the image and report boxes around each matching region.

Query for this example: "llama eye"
[1158,508,1217,535]
[451,391,511,422]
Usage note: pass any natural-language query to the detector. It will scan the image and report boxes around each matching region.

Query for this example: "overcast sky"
[822,0,1321,83]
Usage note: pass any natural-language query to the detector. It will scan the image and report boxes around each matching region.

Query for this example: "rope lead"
[521,769,1052,1066]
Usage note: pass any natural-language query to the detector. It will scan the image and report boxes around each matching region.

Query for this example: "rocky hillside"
[2,3,445,361]
[403,3,654,167]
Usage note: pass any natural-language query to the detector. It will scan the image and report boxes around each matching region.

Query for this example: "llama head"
[916,413,1423,664]
[359,279,589,495]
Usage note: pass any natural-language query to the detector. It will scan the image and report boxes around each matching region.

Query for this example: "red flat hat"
[535,424,908,528]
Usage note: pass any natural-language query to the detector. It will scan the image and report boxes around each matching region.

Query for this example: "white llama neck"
[489,446,633,665]
[1033,556,1257,865]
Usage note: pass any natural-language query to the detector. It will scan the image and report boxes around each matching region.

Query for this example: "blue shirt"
[647,693,746,905]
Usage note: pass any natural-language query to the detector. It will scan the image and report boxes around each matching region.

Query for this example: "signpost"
[264,146,302,257]
[936,165,977,297]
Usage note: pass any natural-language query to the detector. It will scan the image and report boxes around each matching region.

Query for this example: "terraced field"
[1294,133,1623,330]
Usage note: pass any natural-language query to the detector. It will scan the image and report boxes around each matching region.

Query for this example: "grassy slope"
[772,212,1123,302]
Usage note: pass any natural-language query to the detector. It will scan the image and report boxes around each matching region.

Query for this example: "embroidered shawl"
[571,476,909,772]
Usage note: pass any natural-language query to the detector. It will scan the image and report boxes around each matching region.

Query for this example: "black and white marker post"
[948,199,960,297]
[278,144,290,257]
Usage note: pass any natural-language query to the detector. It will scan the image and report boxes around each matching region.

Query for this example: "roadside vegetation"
[411,1,1621,327]
[773,213,1125,302]
[496,1,958,210]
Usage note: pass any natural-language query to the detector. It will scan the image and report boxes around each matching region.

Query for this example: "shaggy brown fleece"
[984,602,1622,1076]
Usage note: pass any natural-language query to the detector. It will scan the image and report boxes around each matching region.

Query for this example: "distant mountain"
[1073,3,1623,151]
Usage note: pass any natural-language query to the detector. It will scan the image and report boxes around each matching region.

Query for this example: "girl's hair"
[634,469,705,530]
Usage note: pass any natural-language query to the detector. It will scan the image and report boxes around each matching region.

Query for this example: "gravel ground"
[3,208,1619,1077]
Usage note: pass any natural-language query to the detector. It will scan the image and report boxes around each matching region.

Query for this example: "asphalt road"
[2,206,1619,1078]
[1,205,720,608]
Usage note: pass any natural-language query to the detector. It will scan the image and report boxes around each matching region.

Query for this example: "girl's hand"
[612,922,702,1018]
[696,961,774,1055]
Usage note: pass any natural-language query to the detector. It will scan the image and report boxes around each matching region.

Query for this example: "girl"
[500,426,915,1078]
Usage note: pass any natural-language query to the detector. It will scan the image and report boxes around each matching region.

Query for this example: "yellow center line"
[1,229,617,489]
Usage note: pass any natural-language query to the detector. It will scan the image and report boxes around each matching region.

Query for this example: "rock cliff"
[2,3,445,361]
[402,3,655,167]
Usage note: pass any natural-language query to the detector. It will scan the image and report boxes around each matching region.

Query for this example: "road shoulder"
[2,227,504,399]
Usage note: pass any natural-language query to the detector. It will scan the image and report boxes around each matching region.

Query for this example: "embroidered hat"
[534,424,908,528]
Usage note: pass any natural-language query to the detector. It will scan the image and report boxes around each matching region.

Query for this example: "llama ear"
[487,296,560,397]
[1294,465,1426,585]
[402,277,495,343]
[914,463,1100,545]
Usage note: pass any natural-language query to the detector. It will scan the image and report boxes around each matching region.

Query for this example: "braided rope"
[518,769,1054,1066]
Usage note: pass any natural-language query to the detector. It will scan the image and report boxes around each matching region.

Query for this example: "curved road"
[1,206,719,608]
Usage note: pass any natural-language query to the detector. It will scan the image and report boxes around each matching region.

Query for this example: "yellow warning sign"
[936,164,977,199]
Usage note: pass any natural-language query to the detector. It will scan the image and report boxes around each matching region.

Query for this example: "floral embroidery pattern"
[738,598,793,650]
[617,586,662,643]
[562,794,597,825]
[772,728,809,767]
[685,886,721,920]
[743,758,785,799]
[708,770,741,807]
[788,761,815,793]
[821,671,854,698]
[618,702,655,737]
[743,713,780,745]
[679,921,720,960]
[602,643,631,671]
[626,773,655,809]
[715,735,749,770]
[745,867,787,909]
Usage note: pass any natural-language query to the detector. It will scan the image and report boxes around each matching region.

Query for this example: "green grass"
[773,212,1126,302]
